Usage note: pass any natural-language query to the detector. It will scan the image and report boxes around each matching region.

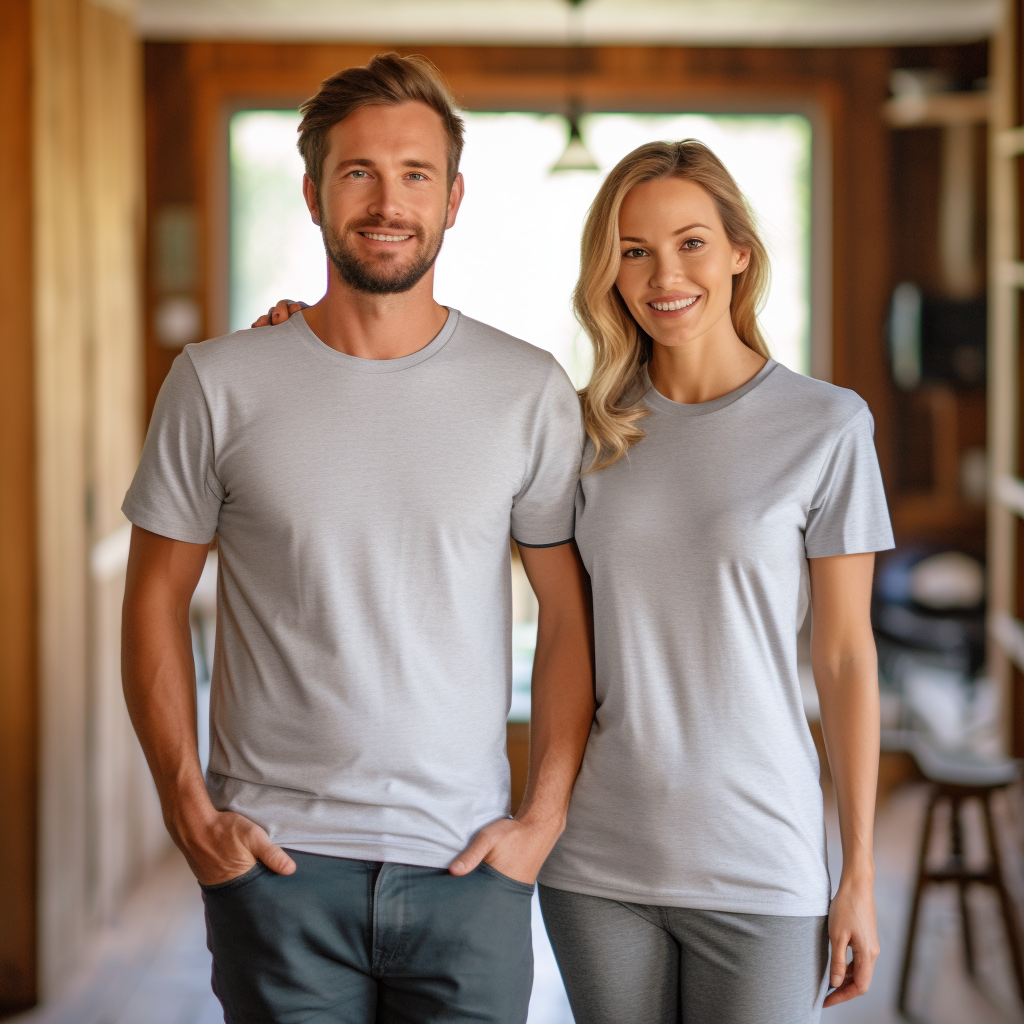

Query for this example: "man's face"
[303,101,463,295]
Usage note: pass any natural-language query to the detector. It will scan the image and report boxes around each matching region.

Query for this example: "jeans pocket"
[199,861,269,894]
[477,861,536,895]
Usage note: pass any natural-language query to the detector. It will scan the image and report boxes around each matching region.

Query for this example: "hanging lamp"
[551,108,599,173]
[549,0,598,173]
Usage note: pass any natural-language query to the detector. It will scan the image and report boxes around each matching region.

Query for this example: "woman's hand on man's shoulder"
[251,299,308,329]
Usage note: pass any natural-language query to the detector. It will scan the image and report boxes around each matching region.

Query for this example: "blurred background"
[3,0,1024,1021]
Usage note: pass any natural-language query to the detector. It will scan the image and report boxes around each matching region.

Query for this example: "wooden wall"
[0,0,164,1011]
[0,0,39,1013]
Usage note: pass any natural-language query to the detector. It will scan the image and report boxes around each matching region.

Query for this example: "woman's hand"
[251,299,308,328]
[824,874,880,1006]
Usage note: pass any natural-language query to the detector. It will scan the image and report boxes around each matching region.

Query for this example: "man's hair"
[297,53,465,194]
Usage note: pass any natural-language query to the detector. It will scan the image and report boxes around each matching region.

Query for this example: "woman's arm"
[809,551,881,1007]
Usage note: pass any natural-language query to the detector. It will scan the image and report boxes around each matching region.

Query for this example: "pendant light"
[551,110,599,173]
[550,0,599,174]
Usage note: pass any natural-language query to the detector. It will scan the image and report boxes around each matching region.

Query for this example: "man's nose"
[366,178,404,221]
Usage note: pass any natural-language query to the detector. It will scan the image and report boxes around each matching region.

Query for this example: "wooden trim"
[0,0,39,1013]
[988,1,1022,754]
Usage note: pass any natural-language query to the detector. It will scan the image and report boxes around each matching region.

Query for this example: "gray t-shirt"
[538,360,893,916]
[123,309,583,867]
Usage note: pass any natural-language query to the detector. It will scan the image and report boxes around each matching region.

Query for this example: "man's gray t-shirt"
[538,360,893,916]
[123,309,583,868]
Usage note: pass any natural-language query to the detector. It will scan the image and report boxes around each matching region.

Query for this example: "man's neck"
[301,263,449,360]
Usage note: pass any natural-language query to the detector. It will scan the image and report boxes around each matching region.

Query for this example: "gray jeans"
[538,884,828,1024]
[202,851,534,1023]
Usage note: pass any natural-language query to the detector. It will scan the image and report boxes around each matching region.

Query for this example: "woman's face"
[614,176,750,350]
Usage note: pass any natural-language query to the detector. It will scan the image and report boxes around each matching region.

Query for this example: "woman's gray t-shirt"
[538,360,894,916]
[123,309,583,868]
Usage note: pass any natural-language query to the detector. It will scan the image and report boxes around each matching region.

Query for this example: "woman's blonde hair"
[576,139,771,472]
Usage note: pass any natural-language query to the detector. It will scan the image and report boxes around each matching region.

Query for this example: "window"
[228,108,814,718]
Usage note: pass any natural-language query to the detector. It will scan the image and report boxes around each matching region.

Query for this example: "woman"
[260,137,890,1022]
[535,140,891,1023]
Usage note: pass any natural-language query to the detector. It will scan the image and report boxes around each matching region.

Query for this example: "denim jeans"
[203,851,534,1023]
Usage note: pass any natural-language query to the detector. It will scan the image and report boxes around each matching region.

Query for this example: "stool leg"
[951,796,976,978]
[982,793,1024,1005]
[899,788,940,1016]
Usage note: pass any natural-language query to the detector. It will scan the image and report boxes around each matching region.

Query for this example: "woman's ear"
[732,247,751,275]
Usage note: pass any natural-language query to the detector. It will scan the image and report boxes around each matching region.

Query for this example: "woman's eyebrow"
[620,222,712,244]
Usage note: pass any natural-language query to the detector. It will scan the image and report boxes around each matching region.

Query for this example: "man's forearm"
[121,528,215,834]
[122,587,211,830]
[516,606,595,836]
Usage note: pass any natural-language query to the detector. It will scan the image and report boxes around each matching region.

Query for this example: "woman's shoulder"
[763,362,869,429]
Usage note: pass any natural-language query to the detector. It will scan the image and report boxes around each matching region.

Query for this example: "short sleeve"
[122,350,224,544]
[804,405,894,558]
[510,359,584,547]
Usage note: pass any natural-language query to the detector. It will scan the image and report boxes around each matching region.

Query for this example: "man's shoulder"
[450,313,563,380]
[184,320,300,380]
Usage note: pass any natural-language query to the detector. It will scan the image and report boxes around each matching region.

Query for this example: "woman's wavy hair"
[576,139,771,472]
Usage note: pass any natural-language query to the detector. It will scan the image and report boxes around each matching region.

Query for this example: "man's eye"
[407,173,427,181]
[349,170,368,179]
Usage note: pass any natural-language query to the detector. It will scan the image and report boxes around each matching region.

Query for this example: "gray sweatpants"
[538,885,828,1024]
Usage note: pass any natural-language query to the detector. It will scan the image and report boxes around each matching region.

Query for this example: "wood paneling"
[32,0,91,994]
[31,0,162,1003]
[0,0,38,1012]
[80,1,166,928]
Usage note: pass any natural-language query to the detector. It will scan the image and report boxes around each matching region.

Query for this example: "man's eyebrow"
[333,158,440,172]
[619,223,712,244]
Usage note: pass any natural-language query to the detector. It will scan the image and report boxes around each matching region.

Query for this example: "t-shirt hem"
[805,536,895,559]
[512,535,574,549]
[121,498,215,546]
[536,872,830,917]
[280,837,456,868]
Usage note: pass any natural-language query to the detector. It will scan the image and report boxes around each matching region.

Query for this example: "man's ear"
[732,247,751,275]
[302,173,322,227]
[445,172,465,230]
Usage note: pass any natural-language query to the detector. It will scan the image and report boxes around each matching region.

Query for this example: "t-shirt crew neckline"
[291,306,460,373]
[643,358,778,417]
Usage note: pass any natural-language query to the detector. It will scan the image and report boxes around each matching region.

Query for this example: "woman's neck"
[646,322,767,405]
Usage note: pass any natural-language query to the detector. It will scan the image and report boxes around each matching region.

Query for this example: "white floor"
[12,784,1024,1024]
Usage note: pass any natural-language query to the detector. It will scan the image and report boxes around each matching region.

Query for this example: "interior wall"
[0,0,39,1013]
[29,0,165,1005]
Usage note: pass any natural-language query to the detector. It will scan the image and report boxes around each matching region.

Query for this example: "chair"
[897,736,1024,1017]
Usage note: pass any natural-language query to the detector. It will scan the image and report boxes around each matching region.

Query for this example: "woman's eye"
[622,248,647,259]
[682,238,704,250]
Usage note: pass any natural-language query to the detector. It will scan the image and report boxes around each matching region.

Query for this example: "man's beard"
[323,217,445,295]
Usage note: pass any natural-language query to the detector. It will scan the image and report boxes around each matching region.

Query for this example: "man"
[122,53,594,1023]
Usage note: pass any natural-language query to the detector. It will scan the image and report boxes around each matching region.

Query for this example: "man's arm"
[450,541,595,883]
[122,525,296,884]
[810,551,881,1007]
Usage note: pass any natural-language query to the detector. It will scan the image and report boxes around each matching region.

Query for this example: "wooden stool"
[897,740,1024,1017]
